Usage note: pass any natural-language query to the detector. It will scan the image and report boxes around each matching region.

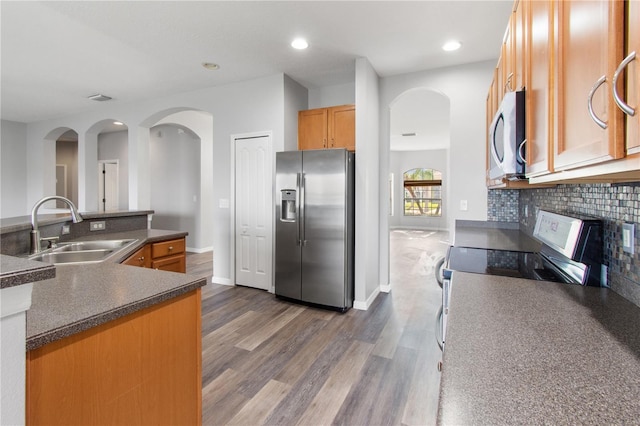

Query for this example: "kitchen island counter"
[24,229,202,350]
[438,271,640,424]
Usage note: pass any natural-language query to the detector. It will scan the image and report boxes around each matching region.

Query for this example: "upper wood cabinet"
[524,0,554,178]
[553,0,625,171]
[298,104,355,151]
[614,0,640,155]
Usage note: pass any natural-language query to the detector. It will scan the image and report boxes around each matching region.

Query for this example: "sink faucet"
[30,196,83,254]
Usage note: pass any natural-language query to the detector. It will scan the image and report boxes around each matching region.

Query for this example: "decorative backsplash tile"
[488,183,640,308]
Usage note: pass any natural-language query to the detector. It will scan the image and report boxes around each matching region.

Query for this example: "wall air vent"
[402,132,417,137]
[88,94,112,102]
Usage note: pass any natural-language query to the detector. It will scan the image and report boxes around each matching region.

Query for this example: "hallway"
[188,229,450,425]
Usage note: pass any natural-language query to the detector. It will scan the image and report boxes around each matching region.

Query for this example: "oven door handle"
[435,305,444,351]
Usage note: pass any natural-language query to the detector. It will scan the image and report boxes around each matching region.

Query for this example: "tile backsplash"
[488,183,640,308]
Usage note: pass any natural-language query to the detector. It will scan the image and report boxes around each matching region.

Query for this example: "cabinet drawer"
[152,238,185,258]
[152,254,186,273]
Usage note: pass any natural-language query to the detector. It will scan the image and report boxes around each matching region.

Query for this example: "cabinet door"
[152,254,186,273]
[122,245,150,268]
[525,0,554,177]
[328,105,355,151]
[298,108,328,150]
[618,0,640,154]
[512,0,526,91]
[554,0,625,171]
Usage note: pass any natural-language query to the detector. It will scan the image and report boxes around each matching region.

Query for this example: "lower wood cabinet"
[26,289,202,426]
[123,238,186,273]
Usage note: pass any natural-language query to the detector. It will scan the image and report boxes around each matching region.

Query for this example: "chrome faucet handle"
[41,236,60,249]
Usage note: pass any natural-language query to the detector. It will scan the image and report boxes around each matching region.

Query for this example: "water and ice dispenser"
[280,190,297,222]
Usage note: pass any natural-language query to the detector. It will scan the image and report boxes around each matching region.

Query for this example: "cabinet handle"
[587,75,608,130]
[331,138,334,147]
[323,138,327,148]
[504,72,514,93]
[613,51,637,117]
[138,256,145,261]
[168,246,173,251]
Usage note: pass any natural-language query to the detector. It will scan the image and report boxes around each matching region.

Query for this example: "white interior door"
[235,135,272,290]
[98,161,119,212]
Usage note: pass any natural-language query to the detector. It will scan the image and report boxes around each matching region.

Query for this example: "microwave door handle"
[490,114,503,166]
[518,139,527,164]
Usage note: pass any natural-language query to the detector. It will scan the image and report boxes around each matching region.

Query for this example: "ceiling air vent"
[88,94,112,102]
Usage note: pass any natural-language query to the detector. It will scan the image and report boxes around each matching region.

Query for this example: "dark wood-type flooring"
[186,230,450,426]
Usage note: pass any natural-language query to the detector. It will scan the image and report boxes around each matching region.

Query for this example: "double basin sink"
[28,239,138,265]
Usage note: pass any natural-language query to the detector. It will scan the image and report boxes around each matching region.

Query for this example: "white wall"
[389,149,448,230]
[98,130,129,210]
[149,125,200,249]
[309,82,355,109]
[1,120,27,217]
[283,75,308,151]
[354,58,381,308]
[378,60,495,287]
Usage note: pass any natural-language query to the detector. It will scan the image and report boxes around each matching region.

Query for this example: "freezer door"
[274,151,302,300]
[301,149,350,307]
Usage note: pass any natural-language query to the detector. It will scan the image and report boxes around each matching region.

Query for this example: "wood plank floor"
[186,230,450,426]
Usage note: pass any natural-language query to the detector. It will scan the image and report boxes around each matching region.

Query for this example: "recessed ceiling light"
[113,121,124,126]
[442,40,462,52]
[202,62,220,71]
[291,38,309,50]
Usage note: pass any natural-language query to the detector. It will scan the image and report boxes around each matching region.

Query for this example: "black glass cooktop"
[446,246,573,284]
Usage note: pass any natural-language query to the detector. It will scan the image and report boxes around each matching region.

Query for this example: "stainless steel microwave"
[488,90,526,181]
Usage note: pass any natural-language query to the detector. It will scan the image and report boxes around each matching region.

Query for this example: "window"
[403,168,442,217]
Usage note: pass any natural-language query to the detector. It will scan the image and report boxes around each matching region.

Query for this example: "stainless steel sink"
[52,239,136,252]
[28,239,138,265]
[29,249,116,264]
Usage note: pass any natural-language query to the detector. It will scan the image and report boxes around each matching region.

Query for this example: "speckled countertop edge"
[26,274,205,351]
[0,254,56,288]
[454,220,541,252]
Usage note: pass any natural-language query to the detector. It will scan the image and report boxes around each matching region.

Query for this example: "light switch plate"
[460,200,468,211]
[622,222,635,254]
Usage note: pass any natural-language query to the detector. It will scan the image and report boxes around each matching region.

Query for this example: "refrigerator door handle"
[299,172,306,246]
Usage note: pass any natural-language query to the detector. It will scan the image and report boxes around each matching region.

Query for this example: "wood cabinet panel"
[525,0,554,177]
[298,105,355,151]
[151,238,185,259]
[618,0,640,154]
[298,108,328,150]
[122,245,150,268]
[328,105,355,150]
[152,254,186,273]
[553,0,625,171]
[26,289,202,426]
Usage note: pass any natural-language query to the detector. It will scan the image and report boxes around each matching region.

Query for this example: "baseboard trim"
[380,283,391,293]
[353,286,381,311]
[186,246,213,254]
[212,276,233,286]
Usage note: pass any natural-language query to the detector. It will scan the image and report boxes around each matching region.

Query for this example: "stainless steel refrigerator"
[274,148,355,311]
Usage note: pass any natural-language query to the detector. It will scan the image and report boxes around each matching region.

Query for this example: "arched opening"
[389,88,450,230]
[141,108,214,252]
[91,119,130,211]
[55,130,78,208]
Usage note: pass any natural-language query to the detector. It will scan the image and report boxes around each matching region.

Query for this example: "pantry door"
[234,134,272,291]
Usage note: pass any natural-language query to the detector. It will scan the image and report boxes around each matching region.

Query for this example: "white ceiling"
[1,0,512,142]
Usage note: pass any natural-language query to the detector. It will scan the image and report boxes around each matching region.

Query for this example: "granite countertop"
[0,255,56,289]
[22,229,203,351]
[454,220,541,252]
[437,271,640,424]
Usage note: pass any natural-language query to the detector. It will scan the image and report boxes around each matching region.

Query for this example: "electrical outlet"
[90,221,106,231]
[622,223,635,254]
[61,225,70,235]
